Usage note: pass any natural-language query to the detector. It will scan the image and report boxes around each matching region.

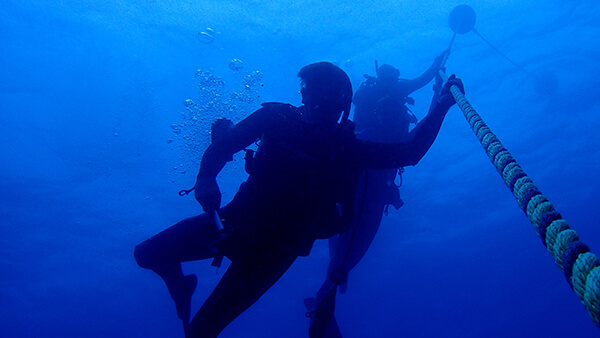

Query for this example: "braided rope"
[447,83,600,328]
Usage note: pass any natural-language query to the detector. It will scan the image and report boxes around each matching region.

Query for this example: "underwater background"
[2,0,600,337]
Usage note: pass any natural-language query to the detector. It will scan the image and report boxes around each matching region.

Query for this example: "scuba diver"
[305,51,449,337]
[134,61,462,337]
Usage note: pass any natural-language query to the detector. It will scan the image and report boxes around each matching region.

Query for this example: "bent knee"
[134,242,154,269]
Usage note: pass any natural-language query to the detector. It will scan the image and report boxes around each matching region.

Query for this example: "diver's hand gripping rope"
[439,70,600,328]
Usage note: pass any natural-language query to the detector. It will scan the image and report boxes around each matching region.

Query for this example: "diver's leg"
[329,199,385,284]
[324,317,343,338]
[309,201,385,338]
[330,169,390,291]
[311,201,384,306]
[134,213,222,323]
[313,170,386,303]
[186,253,297,337]
[308,171,387,337]
[134,213,222,267]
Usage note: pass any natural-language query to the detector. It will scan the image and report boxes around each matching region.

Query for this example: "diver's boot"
[308,287,338,338]
[170,274,197,325]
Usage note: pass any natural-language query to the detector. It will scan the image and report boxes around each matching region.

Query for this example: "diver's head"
[376,64,400,87]
[298,62,352,124]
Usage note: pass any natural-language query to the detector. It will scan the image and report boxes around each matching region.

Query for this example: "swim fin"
[307,287,341,338]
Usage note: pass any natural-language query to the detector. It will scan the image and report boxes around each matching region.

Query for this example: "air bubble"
[228,59,244,71]
[198,31,214,44]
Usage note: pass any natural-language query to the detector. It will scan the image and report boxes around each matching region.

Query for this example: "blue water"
[2,1,600,337]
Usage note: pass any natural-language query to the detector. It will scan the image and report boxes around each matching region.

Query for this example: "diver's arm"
[427,72,445,115]
[396,50,447,95]
[195,107,274,210]
[356,75,463,168]
[196,108,273,178]
[354,103,446,168]
[400,91,450,164]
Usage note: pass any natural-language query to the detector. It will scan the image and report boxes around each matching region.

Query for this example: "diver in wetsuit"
[134,61,462,337]
[306,51,449,338]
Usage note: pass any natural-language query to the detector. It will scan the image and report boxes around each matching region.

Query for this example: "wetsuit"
[135,99,448,337]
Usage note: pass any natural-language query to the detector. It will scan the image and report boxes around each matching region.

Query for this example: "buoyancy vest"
[235,103,359,253]
[354,80,417,142]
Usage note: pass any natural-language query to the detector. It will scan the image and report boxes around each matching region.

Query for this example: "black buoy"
[449,5,476,34]
[443,4,478,61]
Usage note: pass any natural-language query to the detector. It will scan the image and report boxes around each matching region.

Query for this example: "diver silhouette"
[134,61,463,337]
[306,51,452,337]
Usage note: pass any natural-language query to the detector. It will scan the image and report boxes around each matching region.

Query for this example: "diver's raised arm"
[194,107,275,211]
[355,75,464,168]
[404,74,463,164]
[397,50,449,95]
